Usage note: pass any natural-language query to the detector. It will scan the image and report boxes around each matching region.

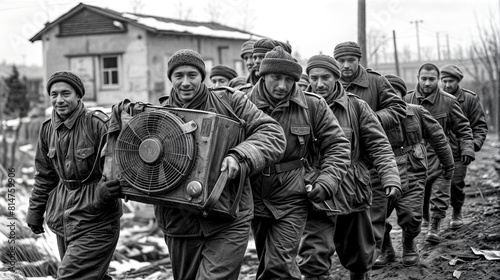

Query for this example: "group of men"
[27,37,487,280]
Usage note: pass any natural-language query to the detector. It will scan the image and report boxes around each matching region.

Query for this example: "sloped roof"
[30,3,264,42]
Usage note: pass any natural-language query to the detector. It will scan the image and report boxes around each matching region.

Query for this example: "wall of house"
[146,33,247,103]
[41,24,148,107]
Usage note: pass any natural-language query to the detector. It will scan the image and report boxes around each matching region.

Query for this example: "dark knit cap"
[440,64,464,82]
[167,49,206,81]
[240,40,256,59]
[253,39,292,55]
[47,71,85,97]
[306,54,341,78]
[385,74,408,96]
[228,76,248,88]
[298,73,309,87]
[210,65,238,80]
[417,63,440,78]
[259,46,302,81]
[334,41,362,59]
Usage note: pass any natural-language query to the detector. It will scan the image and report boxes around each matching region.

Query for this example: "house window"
[101,55,120,87]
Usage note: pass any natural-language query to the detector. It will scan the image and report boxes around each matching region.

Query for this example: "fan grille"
[116,110,196,193]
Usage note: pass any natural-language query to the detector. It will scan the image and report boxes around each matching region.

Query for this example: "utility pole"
[446,34,451,59]
[358,0,367,67]
[393,30,400,76]
[436,32,441,61]
[410,20,423,61]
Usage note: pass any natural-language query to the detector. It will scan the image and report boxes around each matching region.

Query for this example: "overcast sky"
[0,0,498,66]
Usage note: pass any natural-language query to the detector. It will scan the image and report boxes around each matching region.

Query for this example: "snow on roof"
[123,13,262,40]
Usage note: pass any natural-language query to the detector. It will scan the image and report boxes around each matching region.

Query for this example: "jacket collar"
[450,86,465,102]
[415,84,440,105]
[51,101,85,130]
[331,81,349,111]
[341,65,369,89]
[250,79,308,110]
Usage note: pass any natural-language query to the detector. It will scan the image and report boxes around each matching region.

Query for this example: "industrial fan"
[107,105,245,217]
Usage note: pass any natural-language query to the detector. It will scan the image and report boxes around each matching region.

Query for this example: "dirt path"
[327,134,500,280]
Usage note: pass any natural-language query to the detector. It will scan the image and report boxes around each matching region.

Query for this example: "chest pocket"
[404,124,421,146]
[432,113,447,132]
[75,147,95,176]
[291,125,310,146]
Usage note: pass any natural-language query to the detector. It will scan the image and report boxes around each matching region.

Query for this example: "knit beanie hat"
[417,63,440,78]
[253,39,292,55]
[334,41,362,59]
[306,54,341,78]
[210,65,238,80]
[167,49,206,81]
[240,40,256,59]
[298,73,310,88]
[385,74,408,96]
[228,76,248,88]
[440,64,464,82]
[47,71,85,98]
[259,46,302,81]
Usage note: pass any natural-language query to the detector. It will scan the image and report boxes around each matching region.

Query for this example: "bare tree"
[236,0,256,31]
[421,46,435,61]
[130,0,144,14]
[367,28,388,66]
[459,16,500,136]
[401,44,413,63]
[205,0,224,23]
[173,0,193,20]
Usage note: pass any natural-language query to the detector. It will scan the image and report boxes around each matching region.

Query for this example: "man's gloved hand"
[307,184,328,204]
[385,185,401,206]
[442,166,455,179]
[461,155,474,165]
[28,223,45,234]
[96,176,121,209]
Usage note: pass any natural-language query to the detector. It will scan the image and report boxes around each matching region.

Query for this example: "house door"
[70,56,96,101]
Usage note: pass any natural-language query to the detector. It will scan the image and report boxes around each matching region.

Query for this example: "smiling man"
[247,47,351,280]
[440,64,488,230]
[156,49,286,280]
[27,71,122,279]
[405,63,474,244]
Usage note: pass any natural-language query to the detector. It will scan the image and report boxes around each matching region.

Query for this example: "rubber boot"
[402,235,419,266]
[449,207,463,229]
[350,271,370,280]
[425,218,441,244]
[373,231,396,268]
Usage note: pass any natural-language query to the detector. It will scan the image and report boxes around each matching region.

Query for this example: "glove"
[28,223,45,235]
[307,183,328,204]
[442,166,455,179]
[385,185,401,207]
[461,155,474,165]
[96,177,121,209]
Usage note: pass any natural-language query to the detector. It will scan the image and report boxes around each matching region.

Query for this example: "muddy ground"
[238,134,500,280]
[1,135,499,280]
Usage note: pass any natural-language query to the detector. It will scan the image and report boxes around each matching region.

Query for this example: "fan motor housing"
[105,106,244,215]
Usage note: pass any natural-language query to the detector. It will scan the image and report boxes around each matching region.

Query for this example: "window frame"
[100,55,121,89]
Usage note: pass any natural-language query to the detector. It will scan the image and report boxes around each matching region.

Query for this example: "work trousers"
[423,154,452,220]
[450,160,467,210]
[56,219,119,280]
[252,206,308,280]
[298,209,375,278]
[164,218,251,280]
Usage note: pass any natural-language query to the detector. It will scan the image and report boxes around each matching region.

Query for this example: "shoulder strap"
[210,89,246,128]
[202,162,247,218]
